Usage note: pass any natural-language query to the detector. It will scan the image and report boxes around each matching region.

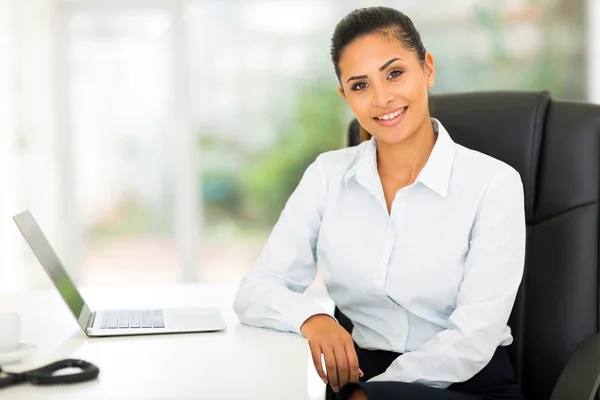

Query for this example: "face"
[337,33,435,145]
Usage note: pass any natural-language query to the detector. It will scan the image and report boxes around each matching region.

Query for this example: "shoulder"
[434,118,523,195]
[295,141,368,197]
[449,145,524,215]
[452,143,523,191]
[313,140,370,178]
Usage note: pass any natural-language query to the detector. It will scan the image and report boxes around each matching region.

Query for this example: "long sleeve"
[368,168,526,388]
[233,155,331,334]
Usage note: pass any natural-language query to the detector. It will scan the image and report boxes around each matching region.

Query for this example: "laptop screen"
[13,211,89,330]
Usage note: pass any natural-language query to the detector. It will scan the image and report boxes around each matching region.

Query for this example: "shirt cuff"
[285,299,337,334]
[367,370,451,389]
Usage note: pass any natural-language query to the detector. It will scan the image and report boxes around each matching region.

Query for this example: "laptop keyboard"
[99,310,165,329]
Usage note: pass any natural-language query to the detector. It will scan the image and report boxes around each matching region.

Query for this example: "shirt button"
[386,230,393,239]
[377,272,383,279]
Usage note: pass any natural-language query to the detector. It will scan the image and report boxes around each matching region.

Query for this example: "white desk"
[0,283,335,400]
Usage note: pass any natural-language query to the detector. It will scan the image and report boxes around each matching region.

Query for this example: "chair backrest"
[346,91,600,400]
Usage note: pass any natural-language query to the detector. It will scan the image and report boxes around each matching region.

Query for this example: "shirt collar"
[344,118,455,198]
[416,118,455,197]
[344,135,377,183]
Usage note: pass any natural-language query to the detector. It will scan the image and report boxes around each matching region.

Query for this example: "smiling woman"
[321,10,524,399]
[333,21,439,216]
[332,10,434,147]
[234,5,526,400]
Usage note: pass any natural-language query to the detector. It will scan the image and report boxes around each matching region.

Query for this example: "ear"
[425,52,435,88]
[338,85,346,100]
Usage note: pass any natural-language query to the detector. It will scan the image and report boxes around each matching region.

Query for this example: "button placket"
[386,195,410,353]
[396,307,409,352]
[376,217,394,286]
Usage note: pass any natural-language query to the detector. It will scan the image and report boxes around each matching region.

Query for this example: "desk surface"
[0,283,334,400]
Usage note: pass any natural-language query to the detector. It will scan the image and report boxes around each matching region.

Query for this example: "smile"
[374,106,408,121]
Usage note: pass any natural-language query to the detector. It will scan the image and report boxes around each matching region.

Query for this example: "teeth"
[377,107,406,120]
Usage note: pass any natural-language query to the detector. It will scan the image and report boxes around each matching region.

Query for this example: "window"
[3,0,588,293]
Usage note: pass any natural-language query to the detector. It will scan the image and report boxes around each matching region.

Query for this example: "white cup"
[0,312,20,353]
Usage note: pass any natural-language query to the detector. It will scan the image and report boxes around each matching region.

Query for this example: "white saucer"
[0,343,37,365]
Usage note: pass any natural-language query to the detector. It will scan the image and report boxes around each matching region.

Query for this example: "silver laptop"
[13,210,227,337]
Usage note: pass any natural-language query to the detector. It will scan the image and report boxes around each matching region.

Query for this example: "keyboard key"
[152,310,165,328]
[107,312,119,329]
[118,311,130,328]
[100,313,108,329]
[141,311,152,328]
[130,311,140,328]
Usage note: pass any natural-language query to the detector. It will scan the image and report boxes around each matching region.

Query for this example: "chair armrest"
[550,333,600,400]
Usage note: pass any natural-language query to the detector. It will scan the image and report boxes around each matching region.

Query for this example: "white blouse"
[233,118,526,389]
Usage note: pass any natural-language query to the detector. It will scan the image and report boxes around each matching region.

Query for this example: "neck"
[376,118,437,185]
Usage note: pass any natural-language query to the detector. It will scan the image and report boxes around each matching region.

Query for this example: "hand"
[300,314,363,393]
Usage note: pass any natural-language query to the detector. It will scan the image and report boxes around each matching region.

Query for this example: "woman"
[233,6,525,400]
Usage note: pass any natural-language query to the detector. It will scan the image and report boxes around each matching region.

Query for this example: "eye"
[388,69,404,79]
[351,82,368,91]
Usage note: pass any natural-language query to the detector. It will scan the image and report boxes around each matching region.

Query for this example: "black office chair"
[329,91,600,400]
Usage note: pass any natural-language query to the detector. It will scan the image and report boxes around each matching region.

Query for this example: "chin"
[371,126,414,145]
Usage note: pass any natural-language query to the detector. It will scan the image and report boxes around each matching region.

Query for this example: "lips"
[372,106,408,127]
[373,106,408,121]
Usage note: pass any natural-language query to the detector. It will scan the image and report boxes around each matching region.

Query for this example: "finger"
[359,368,364,378]
[333,342,350,389]
[322,346,339,392]
[345,340,360,383]
[309,342,328,384]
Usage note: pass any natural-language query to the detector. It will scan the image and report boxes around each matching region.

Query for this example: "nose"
[371,84,395,108]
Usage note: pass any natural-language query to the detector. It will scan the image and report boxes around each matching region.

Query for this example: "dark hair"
[330,7,427,142]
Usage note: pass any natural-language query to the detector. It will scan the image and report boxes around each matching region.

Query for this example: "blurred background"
[1,0,597,293]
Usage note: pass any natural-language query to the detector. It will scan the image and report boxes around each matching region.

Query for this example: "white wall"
[0,0,23,292]
[0,0,63,293]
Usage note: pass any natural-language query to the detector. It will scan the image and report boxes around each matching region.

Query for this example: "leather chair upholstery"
[333,91,600,400]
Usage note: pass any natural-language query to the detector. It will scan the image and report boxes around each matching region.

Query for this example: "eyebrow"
[345,57,403,84]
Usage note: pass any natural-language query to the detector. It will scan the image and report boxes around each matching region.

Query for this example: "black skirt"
[337,345,523,400]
